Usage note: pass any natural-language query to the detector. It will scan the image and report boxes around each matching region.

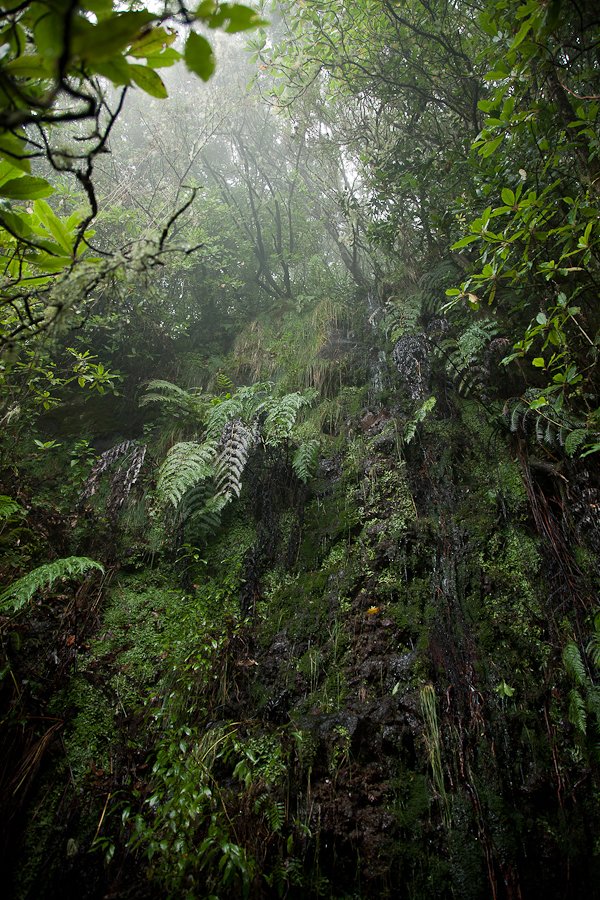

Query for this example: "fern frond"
[563,641,587,686]
[568,687,587,734]
[262,392,314,446]
[188,493,229,538]
[179,481,212,522]
[586,685,600,726]
[140,380,207,419]
[215,419,257,500]
[509,401,525,433]
[586,633,600,671]
[215,372,234,392]
[82,440,135,499]
[565,429,588,458]
[0,557,103,613]
[156,441,217,510]
[439,320,500,397]
[236,381,274,420]
[404,396,437,445]
[263,798,285,834]
[536,416,546,446]
[0,495,23,521]
[292,439,320,483]
[204,396,245,442]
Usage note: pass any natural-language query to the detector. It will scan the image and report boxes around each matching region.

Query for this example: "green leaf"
[511,18,533,50]
[129,25,176,58]
[0,132,31,173]
[495,679,515,698]
[80,0,114,18]
[3,53,54,77]
[92,57,132,86]
[145,48,183,69]
[536,312,547,325]
[0,175,54,200]
[528,396,547,409]
[129,64,168,98]
[72,11,156,62]
[0,208,34,239]
[478,135,504,158]
[32,8,65,60]
[501,187,515,206]
[451,234,480,249]
[184,31,216,81]
[220,3,268,33]
[33,199,73,254]
[532,357,545,367]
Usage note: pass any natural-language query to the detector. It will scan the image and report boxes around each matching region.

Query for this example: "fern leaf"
[0,495,23,521]
[586,633,600,671]
[236,381,274,420]
[156,441,217,510]
[0,557,103,613]
[215,372,234,392]
[563,641,587,686]
[140,380,206,419]
[262,392,313,446]
[189,493,229,538]
[82,440,135,499]
[265,799,285,834]
[568,688,587,734]
[509,402,524,433]
[215,419,257,500]
[404,396,436,444]
[204,396,244,442]
[564,429,588,458]
[179,481,212,521]
[536,416,546,446]
[586,685,600,726]
[292,439,320,483]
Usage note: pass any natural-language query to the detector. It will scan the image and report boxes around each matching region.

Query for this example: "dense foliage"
[0,0,598,898]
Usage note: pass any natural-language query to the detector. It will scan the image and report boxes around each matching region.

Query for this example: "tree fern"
[151,381,315,543]
[292,439,320,483]
[0,557,103,613]
[156,441,217,510]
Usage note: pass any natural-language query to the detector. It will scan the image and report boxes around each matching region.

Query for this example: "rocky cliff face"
[3,288,599,900]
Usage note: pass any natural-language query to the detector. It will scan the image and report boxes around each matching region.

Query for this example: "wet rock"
[372,429,397,453]
[386,651,416,684]
[392,333,430,400]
